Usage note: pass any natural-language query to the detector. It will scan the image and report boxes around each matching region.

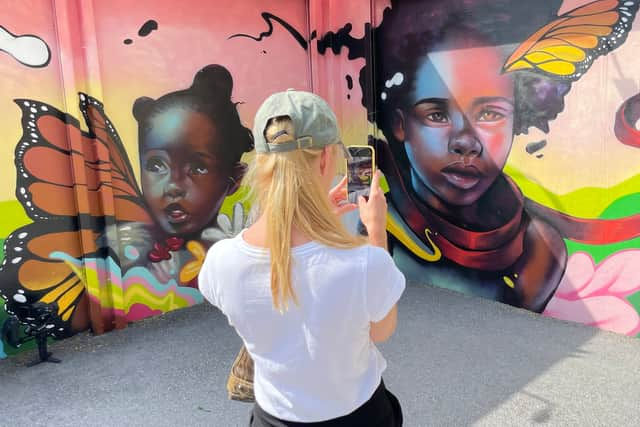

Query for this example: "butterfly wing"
[79,93,151,223]
[1,223,94,338]
[1,96,149,337]
[13,97,150,223]
[503,0,640,81]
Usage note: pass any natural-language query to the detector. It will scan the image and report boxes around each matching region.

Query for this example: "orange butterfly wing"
[15,96,150,223]
[80,94,151,223]
[1,225,93,337]
[1,95,149,338]
[503,0,639,80]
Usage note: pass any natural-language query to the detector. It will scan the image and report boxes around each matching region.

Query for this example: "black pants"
[249,379,402,427]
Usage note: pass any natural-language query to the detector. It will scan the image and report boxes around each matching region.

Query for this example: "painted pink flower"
[543,250,640,336]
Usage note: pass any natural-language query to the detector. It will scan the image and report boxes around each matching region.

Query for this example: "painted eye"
[477,110,505,122]
[190,163,209,175]
[145,157,168,173]
[426,111,449,123]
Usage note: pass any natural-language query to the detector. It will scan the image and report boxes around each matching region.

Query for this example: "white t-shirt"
[198,230,406,422]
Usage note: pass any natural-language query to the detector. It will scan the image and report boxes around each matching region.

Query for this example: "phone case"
[346,145,375,203]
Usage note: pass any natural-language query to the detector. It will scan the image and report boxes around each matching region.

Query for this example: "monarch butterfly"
[503,0,639,81]
[0,94,150,338]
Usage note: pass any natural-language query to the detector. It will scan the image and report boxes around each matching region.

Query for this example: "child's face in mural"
[395,35,515,207]
[141,108,232,236]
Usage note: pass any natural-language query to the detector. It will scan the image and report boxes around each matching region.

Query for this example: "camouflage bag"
[227,345,255,402]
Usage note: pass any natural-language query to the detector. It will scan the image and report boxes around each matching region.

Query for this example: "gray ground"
[1,282,639,427]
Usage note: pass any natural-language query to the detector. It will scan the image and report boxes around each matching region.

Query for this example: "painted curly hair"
[360,0,571,151]
[133,64,254,167]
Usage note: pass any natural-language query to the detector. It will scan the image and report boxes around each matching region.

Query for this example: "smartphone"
[346,145,375,204]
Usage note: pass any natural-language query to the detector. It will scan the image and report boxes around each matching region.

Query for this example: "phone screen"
[347,146,374,204]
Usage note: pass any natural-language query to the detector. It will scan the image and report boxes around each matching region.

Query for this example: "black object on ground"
[1,301,61,366]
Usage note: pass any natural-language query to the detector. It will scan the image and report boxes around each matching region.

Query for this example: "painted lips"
[164,203,190,224]
[441,165,483,190]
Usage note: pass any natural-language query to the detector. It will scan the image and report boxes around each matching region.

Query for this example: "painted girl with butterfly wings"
[365,0,640,313]
[0,64,253,338]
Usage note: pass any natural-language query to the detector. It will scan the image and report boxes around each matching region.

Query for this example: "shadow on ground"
[1,282,639,426]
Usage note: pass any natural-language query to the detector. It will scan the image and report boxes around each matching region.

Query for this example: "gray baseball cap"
[253,89,351,159]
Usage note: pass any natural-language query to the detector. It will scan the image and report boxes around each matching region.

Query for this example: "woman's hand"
[329,176,358,217]
[358,170,388,249]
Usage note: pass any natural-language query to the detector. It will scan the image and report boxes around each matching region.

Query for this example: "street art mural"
[0,0,311,358]
[2,0,640,360]
[234,0,640,335]
[361,0,640,334]
[2,70,252,339]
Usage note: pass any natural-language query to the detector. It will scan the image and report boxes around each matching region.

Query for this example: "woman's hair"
[244,116,364,312]
[133,64,254,166]
[360,0,569,178]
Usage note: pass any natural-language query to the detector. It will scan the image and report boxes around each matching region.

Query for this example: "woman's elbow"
[369,305,398,343]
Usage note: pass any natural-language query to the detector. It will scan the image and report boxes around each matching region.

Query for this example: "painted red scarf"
[376,136,640,272]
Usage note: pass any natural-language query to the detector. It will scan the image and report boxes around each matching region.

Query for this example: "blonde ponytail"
[244,116,364,312]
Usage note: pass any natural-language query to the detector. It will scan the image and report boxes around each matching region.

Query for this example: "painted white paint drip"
[0,25,50,67]
[385,72,404,88]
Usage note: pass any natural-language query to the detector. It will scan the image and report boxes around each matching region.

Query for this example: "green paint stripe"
[566,237,640,265]
[628,292,640,314]
[505,165,640,218]
[561,193,640,263]
[599,193,640,219]
[0,200,32,237]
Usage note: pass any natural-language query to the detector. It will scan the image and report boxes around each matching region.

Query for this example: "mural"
[229,0,640,335]
[2,0,640,360]
[362,0,640,333]
[0,0,311,357]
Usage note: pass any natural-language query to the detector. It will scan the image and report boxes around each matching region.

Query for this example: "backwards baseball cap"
[253,89,351,159]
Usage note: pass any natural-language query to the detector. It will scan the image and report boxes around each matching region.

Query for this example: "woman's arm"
[370,304,398,343]
[358,170,389,251]
[361,170,399,340]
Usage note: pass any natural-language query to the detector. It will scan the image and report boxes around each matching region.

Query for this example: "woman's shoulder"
[310,243,384,267]
[209,234,240,253]
[322,243,381,257]
[353,245,397,272]
[203,234,247,264]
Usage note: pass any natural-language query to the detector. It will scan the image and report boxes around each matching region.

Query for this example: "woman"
[199,89,405,425]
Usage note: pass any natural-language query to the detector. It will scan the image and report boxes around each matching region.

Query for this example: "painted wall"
[2,0,640,359]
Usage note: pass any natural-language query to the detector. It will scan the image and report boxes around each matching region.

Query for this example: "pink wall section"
[1,0,640,360]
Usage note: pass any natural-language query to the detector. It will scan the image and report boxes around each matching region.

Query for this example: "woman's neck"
[243,214,312,248]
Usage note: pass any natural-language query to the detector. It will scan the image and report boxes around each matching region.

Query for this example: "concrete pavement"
[1,282,639,426]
